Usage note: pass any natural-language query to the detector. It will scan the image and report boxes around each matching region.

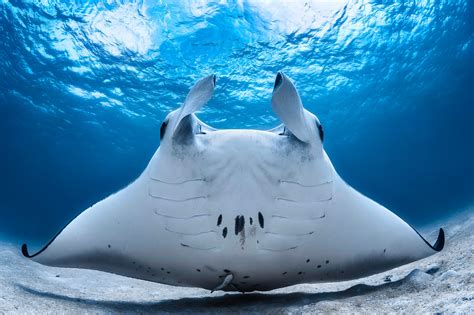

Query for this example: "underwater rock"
[405,269,433,287]
[425,263,441,275]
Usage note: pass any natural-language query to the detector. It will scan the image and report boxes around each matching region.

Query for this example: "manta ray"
[22,73,444,292]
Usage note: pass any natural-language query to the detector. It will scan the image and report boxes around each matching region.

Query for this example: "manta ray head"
[152,72,330,188]
[160,72,324,147]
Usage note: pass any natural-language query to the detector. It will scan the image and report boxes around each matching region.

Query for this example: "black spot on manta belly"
[258,212,264,228]
[234,215,245,235]
[222,227,228,238]
[217,214,222,226]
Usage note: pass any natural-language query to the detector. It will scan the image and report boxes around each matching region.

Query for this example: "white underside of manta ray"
[22,73,444,293]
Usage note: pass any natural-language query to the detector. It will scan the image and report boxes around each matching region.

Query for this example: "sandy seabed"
[0,208,473,314]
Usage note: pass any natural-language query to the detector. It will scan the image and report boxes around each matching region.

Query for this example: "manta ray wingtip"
[432,228,445,252]
[409,224,445,253]
[21,243,32,258]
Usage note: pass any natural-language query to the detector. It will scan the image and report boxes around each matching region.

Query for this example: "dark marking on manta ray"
[217,214,222,226]
[159,119,168,140]
[274,72,283,90]
[235,215,245,235]
[222,227,228,238]
[317,122,324,142]
[180,243,190,248]
[224,269,230,273]
[384,248,387,253]
[317,265,322,268]
[107,244,111,248]
[243,275,250,279]
[306,259,310,263]
[326,260,330,264]
[282,272,287,275]
[196,269,201,272]
[249,217,253,225]
[258,212,264,228]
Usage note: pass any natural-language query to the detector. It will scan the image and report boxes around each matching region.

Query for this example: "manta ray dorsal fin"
[271,72,315,143]
[170,74,216,137]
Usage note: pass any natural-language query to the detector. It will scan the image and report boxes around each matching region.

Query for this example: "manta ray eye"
[160,119,168,140]
[317,122,324,142]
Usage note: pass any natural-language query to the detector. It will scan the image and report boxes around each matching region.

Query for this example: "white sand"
[0,208,472,314]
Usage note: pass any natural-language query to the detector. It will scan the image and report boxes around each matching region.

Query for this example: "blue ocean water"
[0,0,472,243]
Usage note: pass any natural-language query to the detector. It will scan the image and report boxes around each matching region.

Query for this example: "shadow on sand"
[16,275,410,313]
